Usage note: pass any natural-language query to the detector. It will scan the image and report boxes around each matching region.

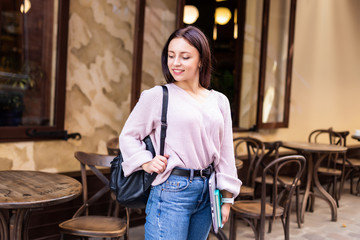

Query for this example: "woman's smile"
[167,37,201,84]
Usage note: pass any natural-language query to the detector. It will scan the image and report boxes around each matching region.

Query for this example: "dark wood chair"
[58,151,129,239]
[233,136,265,199]
[253,141,302,230]
[229,155,306,240]
[107,137,120,155]
[308,128,346,207]
[333,131,360,196]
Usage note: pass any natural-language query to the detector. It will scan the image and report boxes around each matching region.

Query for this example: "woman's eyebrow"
[168,50,191,54]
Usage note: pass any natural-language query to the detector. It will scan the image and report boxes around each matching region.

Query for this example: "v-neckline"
[171,83,213,105]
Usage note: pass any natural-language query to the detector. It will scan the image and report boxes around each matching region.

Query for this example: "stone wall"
[0,0,176,172]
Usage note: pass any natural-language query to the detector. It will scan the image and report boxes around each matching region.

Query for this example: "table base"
[300,152,338,222]
[0,208,32,240]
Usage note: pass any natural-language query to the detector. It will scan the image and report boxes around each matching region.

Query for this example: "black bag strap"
[160,85,168,156]
[144,86,168,189]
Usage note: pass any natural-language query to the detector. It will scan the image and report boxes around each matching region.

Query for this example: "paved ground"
[127,182,360,239]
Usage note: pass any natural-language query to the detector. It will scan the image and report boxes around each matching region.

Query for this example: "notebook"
[209,172,223,233]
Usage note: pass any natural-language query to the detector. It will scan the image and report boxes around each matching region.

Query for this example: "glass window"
[0,0,69,141]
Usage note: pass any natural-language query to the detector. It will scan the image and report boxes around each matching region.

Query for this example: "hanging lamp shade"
[183,5,199,24]
[215,7,231,25]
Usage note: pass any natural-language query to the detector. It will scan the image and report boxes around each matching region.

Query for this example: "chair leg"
[333,176,339,207]
[356,177,360,195]
[268,218,273,233]
[296,186,301,228]
[350,171,354,194]
[257,219,263,240]
[284,215,290,240]
[229,210,237,240]
[280,209,291,240]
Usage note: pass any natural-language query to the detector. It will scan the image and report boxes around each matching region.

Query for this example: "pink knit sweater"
[119,83,242,197]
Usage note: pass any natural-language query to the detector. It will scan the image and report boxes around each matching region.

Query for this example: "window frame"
[256,0,297,129]
[0,0,69,142]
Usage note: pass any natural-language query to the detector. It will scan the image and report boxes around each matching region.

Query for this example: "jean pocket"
[161,176,190,192]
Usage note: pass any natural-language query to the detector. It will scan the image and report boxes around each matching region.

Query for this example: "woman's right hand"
[142,154,169,174]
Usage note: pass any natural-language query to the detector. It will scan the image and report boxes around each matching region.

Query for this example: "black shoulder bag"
[109,85,168,208]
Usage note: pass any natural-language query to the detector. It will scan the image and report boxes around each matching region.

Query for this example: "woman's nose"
[173,57,181,66]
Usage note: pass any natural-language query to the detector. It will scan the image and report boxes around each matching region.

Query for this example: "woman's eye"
[168,55,174,59]
[183,56,190,60]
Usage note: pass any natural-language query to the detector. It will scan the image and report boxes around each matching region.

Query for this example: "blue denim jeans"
[145,173,212,240]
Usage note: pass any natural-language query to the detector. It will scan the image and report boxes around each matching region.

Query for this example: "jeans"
[145,173,212,240]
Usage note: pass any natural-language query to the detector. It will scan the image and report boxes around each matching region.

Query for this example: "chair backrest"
[260,155,306,237]
[73,151,119,218]
[233,137,265,187]
[308,128,345,146]
[106,137,120,155]
[308,128,347,168]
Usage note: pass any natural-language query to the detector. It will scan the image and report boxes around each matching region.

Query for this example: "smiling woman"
[0,0,70,141]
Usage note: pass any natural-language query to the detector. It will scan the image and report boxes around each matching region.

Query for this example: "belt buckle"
[200,168,209,178]
[200,169,205,178]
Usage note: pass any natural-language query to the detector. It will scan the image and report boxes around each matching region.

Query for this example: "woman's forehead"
[168,37,197,53]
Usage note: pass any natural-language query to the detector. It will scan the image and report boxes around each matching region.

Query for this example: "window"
[0,0,69,141]
[177,0,297,131]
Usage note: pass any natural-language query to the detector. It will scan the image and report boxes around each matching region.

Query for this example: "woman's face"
[167,37,201,84]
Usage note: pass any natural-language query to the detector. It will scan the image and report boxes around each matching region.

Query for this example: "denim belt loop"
[190,169,194,182]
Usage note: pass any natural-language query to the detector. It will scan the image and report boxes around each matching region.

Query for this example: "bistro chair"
[233,136,265,199]
[229,155,306,240]
[252,141,302,230]
[106,137,144,218]
[332,131,360,196]
[59,151,129,239]
[106,137,120,156]
[308,128,346,207]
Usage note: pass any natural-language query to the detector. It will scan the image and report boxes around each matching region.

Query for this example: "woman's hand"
[221,203,231,225]
[220,190,233,225]
[142,154,169,174]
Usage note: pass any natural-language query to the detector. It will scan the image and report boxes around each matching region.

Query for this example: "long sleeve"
[214,94,242,198]
[119,86,163,176]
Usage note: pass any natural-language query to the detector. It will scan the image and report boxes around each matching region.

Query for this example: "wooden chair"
[59,151,129,239]
[308,128,346,207]
[252,141,302,230]
[229,155,306,240]
[333,131,360,196]
[106,137,144,218]
[233,136,265,199]
[107,137,120,155]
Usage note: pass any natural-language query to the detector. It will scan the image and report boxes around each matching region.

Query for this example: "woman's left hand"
[221,203,231,225]
[220,190,232,225]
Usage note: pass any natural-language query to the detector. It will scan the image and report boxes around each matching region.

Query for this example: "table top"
[282,141,347,153]
[0,170,82,209]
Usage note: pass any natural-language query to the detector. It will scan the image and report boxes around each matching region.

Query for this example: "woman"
[120,26,241,240]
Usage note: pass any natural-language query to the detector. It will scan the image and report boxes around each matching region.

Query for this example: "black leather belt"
[171,166,213,178]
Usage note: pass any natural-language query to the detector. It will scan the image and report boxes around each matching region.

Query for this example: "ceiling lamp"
[215,7,231,25]
[183,5,199,24]
[20,0,31,14]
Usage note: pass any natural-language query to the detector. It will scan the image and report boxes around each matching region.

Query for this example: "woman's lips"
[172,69,184,75]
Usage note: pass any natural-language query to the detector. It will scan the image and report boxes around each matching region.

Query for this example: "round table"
[281,141,347,222]
[0,170,82,240]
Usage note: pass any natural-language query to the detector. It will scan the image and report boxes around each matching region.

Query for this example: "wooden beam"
[130,0,146,109]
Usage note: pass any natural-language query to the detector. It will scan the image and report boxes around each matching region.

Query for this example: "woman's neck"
[174,81,210,103]
[174,81,204,95]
